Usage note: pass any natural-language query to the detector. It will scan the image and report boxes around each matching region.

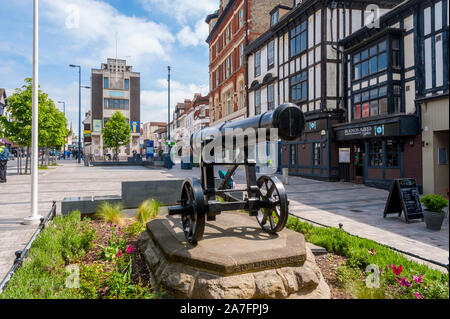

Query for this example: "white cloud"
[176,19,209,47]
[139,0,218,24]
[40,0,176,68]
[140,79,208,122]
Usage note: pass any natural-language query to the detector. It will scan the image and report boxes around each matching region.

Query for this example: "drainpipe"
[245,0,249,118]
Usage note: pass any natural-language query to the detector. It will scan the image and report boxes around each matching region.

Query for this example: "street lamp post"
[167,66,172,169]
[80,86,90,162]
[69,64,81,163]
[24,0,42,225]
[57,101,66,159]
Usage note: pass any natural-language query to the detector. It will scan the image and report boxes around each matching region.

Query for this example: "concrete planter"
[423,210,445,231]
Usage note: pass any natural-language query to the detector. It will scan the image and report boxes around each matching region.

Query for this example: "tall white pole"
[24,0,42,225]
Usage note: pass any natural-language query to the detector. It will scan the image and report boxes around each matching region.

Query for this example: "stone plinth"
[138,210,330,299]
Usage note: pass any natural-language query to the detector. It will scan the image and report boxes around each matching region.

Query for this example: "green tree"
[102,111,131,159]
[0,78,68,172]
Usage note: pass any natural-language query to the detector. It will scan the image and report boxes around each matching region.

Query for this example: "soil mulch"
[315,253,354,299]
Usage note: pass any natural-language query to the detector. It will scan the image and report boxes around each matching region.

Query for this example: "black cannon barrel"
[191,103,305,148]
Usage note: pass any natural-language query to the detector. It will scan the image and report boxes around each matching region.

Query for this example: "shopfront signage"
[305,119,327,133]
[336,123,398,141]
[383,178,423,223]
[339,148,351,163]
[93,120,102,132]
[130,121,139,133]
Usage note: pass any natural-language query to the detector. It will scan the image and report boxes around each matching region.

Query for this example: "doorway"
[351,142,365,183]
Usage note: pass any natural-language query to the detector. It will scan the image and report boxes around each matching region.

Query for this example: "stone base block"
[137,211,330,299]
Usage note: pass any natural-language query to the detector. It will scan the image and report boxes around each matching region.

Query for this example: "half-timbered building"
[337,0,448,192]
[246,0,399,181]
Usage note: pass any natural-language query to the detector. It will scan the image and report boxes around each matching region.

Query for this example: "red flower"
[412,275,423,284]
[414,292,424,299]
[116,249,122,258]
[368,248,377,256]
[395,277,412,287]
[125,245,133,254]
[390,264,403,276]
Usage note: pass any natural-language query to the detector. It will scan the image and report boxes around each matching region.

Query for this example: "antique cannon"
[168,103,305,243]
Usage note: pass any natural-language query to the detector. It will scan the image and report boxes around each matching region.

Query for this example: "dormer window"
[271,10,279,27]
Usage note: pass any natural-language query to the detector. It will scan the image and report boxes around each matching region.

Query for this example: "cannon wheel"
[180,178,206,244]
[256,175,288,234]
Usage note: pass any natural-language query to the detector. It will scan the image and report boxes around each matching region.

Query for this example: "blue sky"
[0,0,218,133]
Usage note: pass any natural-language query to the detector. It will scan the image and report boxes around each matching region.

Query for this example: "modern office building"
[87,58,140,160]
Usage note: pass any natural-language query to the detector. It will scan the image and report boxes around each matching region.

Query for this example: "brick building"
[205,0,293,125]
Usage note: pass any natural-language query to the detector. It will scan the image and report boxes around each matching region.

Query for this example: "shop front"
[281,110,343,181]
[334,114,422,191]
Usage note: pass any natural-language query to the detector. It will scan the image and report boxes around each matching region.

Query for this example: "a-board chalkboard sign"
[383,178,423,223]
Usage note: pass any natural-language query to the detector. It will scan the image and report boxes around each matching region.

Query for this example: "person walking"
[0,141,10,183]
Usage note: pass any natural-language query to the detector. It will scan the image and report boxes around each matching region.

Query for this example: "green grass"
[38,165,48,170]
[136,199,161,226]
[0,211,95,299]
[286,216,449,299]
[95,202,125,226]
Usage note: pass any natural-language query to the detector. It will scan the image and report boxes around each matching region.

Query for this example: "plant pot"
[423,209,445,230]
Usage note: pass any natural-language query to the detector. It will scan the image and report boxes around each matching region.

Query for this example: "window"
[104,77,109,89]
[386,139,400,167]
[254,50,261,77]
[227,92,232,115]
[392,39,401,69]
[226,56,230,78]
[369,140,383,167]
[267,41,275,69]
[239,8,244,28]
[255,89,261,115]
[239,43,244,67]
[352,85,388,120]
[271,10,279,26]
[240,83,245,109]
[393,85,401,113]
[352,40,387,80]
[290,71,307,102]
[267,84,275,110]
[313,143,321,166]
[290,21,307,57]
[104,98,129,109]
[215,70,219,87]
[225,27,229,44]
[290,144,297,165]
[124,79,129,90]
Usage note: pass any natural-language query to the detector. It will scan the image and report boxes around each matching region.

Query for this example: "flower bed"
[286,216,449,299]
[0,211,159,299]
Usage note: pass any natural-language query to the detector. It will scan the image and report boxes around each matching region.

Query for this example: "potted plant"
[420,194,448,230]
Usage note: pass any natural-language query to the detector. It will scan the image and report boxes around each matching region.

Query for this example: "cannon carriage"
[168,103,305,243]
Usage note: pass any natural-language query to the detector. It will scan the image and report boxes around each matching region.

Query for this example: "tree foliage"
[0,78,68,170]
[102,111,131,157]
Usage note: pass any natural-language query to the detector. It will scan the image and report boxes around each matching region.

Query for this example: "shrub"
[96,202,124,225]
[420,194,448,212]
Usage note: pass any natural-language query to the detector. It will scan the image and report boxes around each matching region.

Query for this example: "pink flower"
[412,275,423,284]
[116,249,122,258]
[390,264,403,276]
[395,277,412,287]
[368,248,377,256]
[125,245,133,254]
[414,292,424,299]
